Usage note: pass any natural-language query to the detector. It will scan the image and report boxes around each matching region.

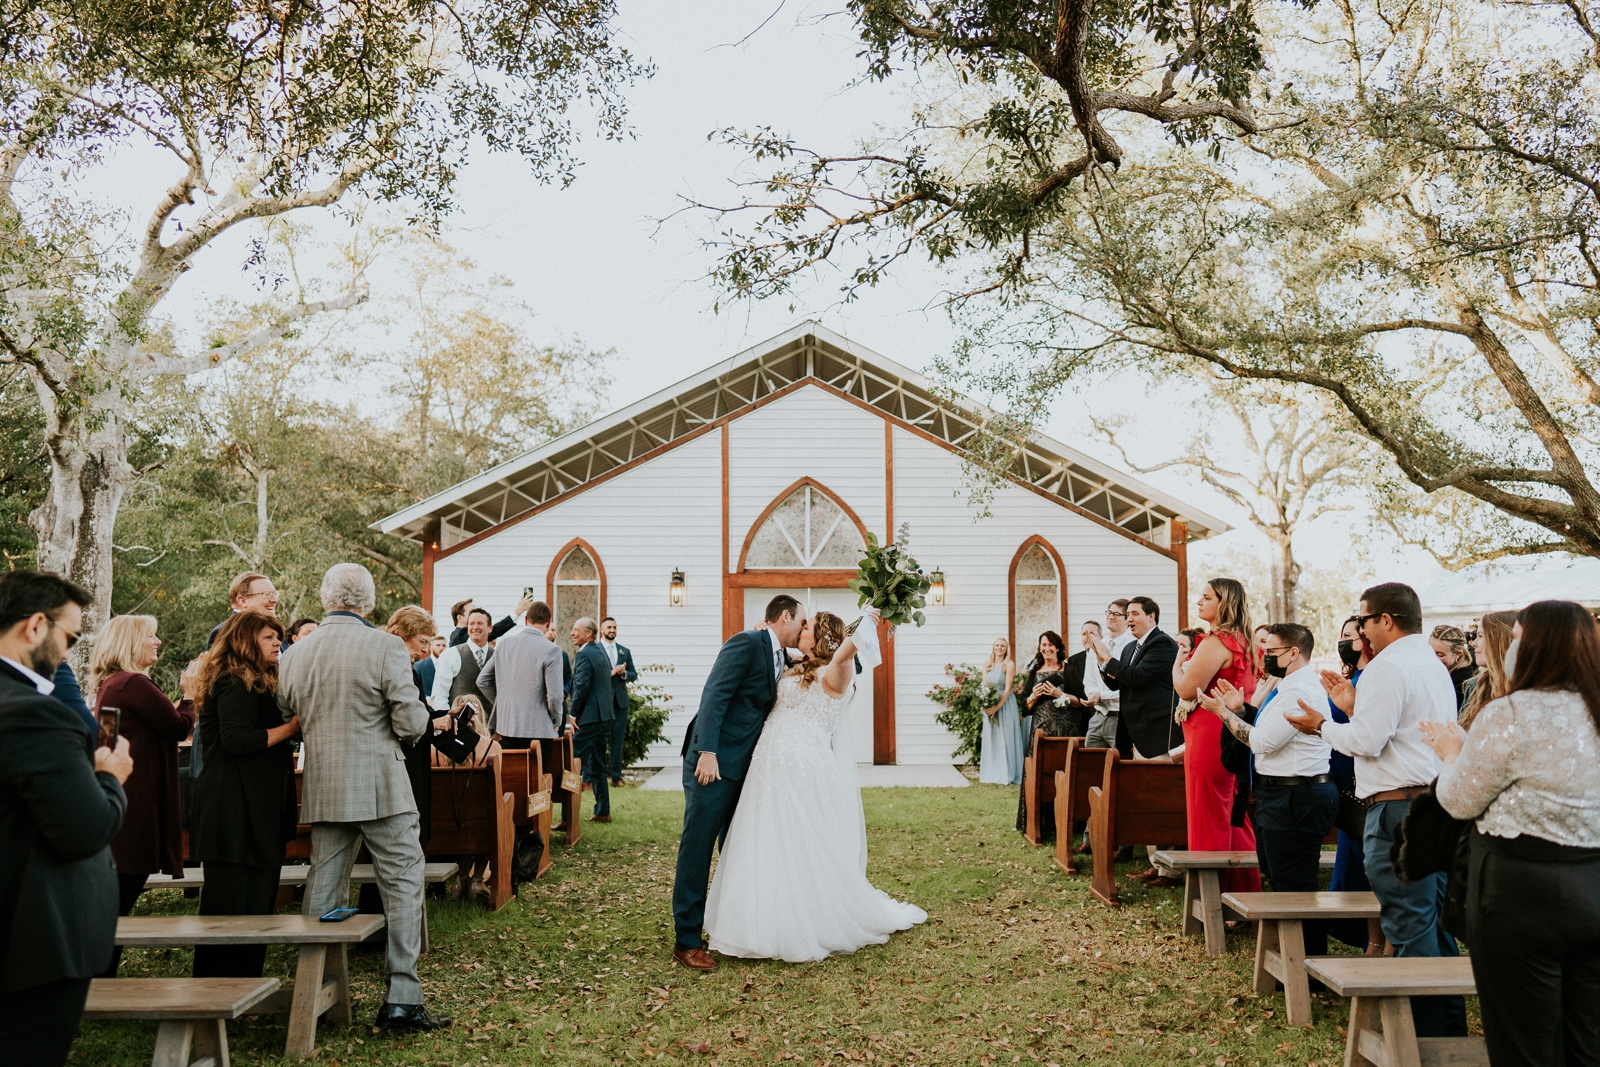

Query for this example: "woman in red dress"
[1172,578,1260,893]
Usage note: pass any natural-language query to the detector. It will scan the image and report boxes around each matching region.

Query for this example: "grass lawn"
[75,780,1380,1066]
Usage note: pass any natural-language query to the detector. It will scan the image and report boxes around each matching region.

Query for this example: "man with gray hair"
[277,563,450,1032]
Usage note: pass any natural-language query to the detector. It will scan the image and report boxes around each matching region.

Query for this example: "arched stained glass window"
[552,542,603,658]
[1012,540,1063,658]
[744,483,866,569]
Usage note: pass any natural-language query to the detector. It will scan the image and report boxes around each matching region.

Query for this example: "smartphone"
[97,707,121,751]
[319,907,360,923]
[523,586,537,601]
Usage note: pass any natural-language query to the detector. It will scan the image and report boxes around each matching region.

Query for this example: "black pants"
[577,721,610,816]
[0,976,92,1067]
[1254,780,1338,957]
[99,872,149,977]
[193,861,282,977]
[1466,830,1600,1067]
[608,711,629,782]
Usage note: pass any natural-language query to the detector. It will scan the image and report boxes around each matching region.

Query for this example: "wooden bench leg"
[151,1020,194,1067]
[1253,918,1279,995]
[1277,919,1312,1027]
[1345,995,1380,1067]
[192,1018,228,1067]
[1181,871,1200,937]
[323,942,353,1026]
[1198,870,1226,956]
[285,943,328,1059]
[1376,996,1422,1067]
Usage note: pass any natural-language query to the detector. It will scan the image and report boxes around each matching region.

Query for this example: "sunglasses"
[52,619,81,649]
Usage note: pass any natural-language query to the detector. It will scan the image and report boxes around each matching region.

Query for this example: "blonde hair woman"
[1171,578,1261,894]
[977,637,1023,786]
[1460,611,1519,728]
[1429,624,1476,710]
[90,614,198,974]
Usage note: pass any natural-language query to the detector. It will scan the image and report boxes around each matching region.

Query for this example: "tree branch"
[140,289,368,378]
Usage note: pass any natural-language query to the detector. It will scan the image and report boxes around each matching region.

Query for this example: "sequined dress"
[704,674,927,961]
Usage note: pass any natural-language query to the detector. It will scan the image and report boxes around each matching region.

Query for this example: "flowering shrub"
[927,663,1000,765]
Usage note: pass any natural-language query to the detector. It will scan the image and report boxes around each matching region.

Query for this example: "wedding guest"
[1013,632,1071,833]
[598,617,637,787]
[977,638,1022,785]
[1459,610,1518,728]
[1425,600,1600,1066]
[432,608,496,725]
[571,617,616,822]
[1170,580,1260,893]
[1327,615,1385,955]
[1251,623,1278,709]
[0,570,131,1066]
[1058,623,1097,739]
[206,572,279,649]
[1177,628,1204,657]
[1083,601,1133,750]
[190,611,300,978]
[91,614,197,975]
[1428,625,1475,709]
[50,660,94,731]
[447,595,535,648]
[446,599,474,646]
[285,618,319,645]
[1284,582,1465,1038]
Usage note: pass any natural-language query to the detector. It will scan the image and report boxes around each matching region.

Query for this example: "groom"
[670,594,807,971]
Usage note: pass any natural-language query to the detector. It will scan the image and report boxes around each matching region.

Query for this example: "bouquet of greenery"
[847,523,931,631]
[927,663,999,765]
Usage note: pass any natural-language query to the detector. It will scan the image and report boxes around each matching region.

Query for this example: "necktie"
[775,646,784,679]
[473,646,485,668]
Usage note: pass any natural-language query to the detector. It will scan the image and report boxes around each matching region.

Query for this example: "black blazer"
[571,642,616,726]
[191,674,297,868]
[1061,651,1090,703]
[681,629,780,781]
[0,661,126,991]
[1099,628,1179,757]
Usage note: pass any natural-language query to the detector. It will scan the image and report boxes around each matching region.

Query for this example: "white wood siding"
[889,427,1178,764]
[431,432,723,763]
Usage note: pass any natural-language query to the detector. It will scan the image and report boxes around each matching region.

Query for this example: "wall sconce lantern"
[929,567,946,607]
[669,568,686,607]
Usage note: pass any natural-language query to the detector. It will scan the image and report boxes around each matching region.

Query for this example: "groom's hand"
[695,751,721,785]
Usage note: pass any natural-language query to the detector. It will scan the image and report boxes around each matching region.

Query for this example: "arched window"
[742,480,867,570]
[1010,537,1067,661]
[547,539,606,659]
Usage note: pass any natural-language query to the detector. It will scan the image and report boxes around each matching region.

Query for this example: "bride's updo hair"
[796,611,847,688]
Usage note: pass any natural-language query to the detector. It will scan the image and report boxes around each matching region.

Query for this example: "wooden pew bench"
[1022,732,1079,845]
[1303,957,1483,1067]
[423,753,516,910]
[1221,890,1382,1026]
[1051,739,1113,873]
[115,914,385,1060]
[1151,850,1336,957]
[145,863,460,891]
[1086,752,1187,906]
[549,732,583,845]
[83,977,280,1067]
[499,746,555,879]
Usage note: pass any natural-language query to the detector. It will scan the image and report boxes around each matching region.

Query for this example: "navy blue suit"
[672,629,781,950]
[572,642,616,816]
[605,643,637,782]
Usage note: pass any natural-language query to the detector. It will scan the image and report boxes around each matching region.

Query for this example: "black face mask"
[1263,653,1288,678]
[1337,640,1361,667]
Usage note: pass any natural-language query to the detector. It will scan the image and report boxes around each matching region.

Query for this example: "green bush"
[622,674,673,769]
[926,662,1000,766]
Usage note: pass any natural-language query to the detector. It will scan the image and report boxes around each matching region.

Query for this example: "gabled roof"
[375,323,1230,548]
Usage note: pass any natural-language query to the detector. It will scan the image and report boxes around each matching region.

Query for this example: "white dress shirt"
[1320,633,1455,797]
[1437,689,1600,848]
[430,638,491,710]
[1,656,54,695]
[1100,631,1136,711]
[1250,664,1332,777]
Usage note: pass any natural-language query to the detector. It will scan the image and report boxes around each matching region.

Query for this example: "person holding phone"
[189,611,300,978]
[0,570,133,1066]
[89,614,198,975]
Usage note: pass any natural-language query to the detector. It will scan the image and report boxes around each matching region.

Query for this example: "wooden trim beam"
[877,423,896,765]
[722,426,735,640]
[1172,520,1190,631]
[420,520,441,619]
[729,570,855,588]
[735,477,872,573]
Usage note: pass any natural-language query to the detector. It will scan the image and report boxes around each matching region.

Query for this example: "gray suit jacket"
[477,627,564,740]
[277,613,428,823]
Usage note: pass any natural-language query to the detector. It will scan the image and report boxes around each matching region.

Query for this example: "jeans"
[1364,799,1467,1038]
[1254,780,1338,956]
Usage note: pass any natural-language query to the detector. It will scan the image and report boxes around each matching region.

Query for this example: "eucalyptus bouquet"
[847,523,931,631]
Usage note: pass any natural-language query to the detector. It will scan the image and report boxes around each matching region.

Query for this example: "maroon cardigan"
[96,671,196,877]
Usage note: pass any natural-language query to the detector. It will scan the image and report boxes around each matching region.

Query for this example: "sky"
[87,0,1483,609]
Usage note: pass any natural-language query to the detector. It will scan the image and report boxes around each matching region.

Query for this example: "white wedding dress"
[703,659,926,963]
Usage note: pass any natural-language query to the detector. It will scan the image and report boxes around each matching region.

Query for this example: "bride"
[703,608,926,962]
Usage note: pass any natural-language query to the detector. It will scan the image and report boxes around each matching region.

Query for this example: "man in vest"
[430,607,495,726]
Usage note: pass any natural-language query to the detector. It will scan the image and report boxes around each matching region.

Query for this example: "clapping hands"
[1420,719,1466,763]
[1319,669,1356,713]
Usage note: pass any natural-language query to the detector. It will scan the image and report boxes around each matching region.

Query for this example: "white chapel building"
[375,325,1228,766]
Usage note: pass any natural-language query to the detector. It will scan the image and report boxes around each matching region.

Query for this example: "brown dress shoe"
[1126,867,1159,881]
[589,814,611,823]
[673,947,718,971]
[1142,876,1181,889]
